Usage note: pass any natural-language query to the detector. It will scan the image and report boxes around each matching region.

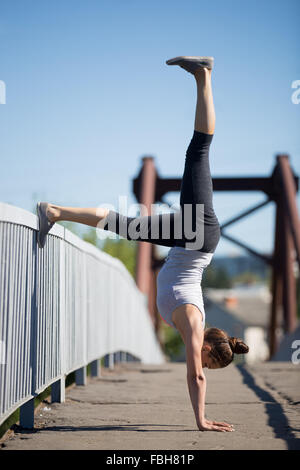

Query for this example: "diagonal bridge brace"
[219,198,273,265]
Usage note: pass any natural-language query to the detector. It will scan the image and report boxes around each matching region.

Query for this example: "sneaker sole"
[166,56,214,71]
[36,202,54,248]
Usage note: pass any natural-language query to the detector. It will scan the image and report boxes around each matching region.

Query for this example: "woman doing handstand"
[37,56,249,432]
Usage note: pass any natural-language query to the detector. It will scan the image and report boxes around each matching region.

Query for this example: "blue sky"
[0,0,299,256]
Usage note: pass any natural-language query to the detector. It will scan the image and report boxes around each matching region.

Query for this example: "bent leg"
[46,202,179,248]
[46,204,109,227]
[101,210,181,248]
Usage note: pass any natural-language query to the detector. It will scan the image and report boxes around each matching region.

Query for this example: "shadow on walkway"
[237,365,300,450]
[13,423,197,434]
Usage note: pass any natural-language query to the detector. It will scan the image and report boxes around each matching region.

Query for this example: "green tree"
[232,271,262,285]
[202,265,232,289]
[57,220,81,237]
[102,238,137,278]
[82,227,99,247]
[161,323,184,361]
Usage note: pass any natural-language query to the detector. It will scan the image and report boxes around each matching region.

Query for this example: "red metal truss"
[133,155,300,356]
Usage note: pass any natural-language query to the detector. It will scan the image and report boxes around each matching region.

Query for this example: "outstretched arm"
[185,324,207,429]
[173,305,233,432]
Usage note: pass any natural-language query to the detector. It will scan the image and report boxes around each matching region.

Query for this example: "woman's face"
[201,343,220,369]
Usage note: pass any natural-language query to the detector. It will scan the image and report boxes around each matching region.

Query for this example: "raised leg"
[193,68,215,135]
[44,63,218,253]
[178,64,220,252]
[46,204,109,226]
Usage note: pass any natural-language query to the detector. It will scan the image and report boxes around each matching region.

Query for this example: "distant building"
[203,284,274,364]
[210,255,269,280]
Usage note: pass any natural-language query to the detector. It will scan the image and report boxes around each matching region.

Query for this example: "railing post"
[121,351,127,363]
[51,377,65,403]
[90,359,101,377]
[75,366,87,385]
[114,351,121,364]
[104,353,114,369]
[126,352,131,362]
[20,398,35,429]
[53,236,66,403]
[126,352,138,362]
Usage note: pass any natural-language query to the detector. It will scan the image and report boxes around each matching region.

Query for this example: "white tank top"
[156,246,213,329]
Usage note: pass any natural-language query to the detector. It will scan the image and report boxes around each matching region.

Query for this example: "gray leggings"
[103,131,220,253]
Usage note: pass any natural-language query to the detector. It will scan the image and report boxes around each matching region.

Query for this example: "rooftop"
[204,284,274,328]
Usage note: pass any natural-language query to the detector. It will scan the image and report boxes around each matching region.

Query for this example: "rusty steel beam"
[268,156,299,354]
[277,155,300,267]
[220,198,271,230]
[269,201,284,357]
[220,231,272,265]
[149,246,160,333]
[133,175,287,203]
[133,163,299,203]
[282,208,297,334]
[135,157,158,324]
[269,270,283,358]
[132,153,299,353]
[213,177,276,195]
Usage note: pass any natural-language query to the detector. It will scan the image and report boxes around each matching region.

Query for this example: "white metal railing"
[0,202,164,428]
